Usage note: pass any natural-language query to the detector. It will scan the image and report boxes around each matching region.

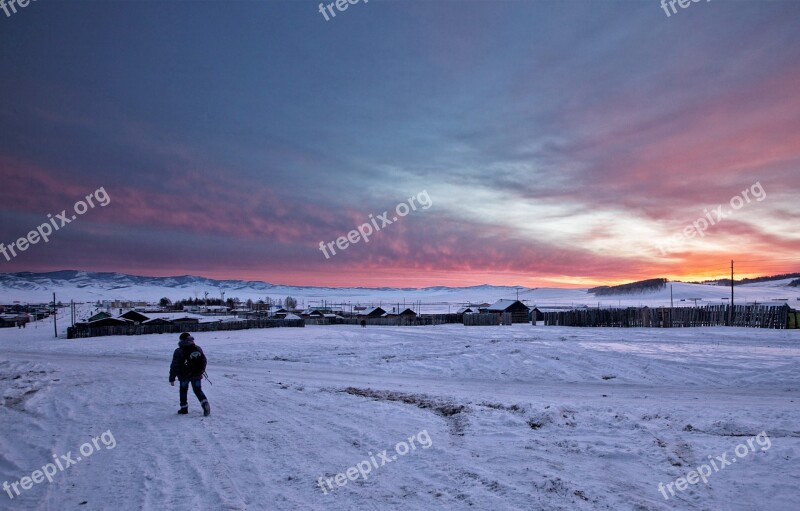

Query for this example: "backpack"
[183,346,207,376]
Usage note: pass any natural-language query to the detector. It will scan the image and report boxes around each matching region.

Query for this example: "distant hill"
[588,278,668,296]
[1,271,798,309]
[698,273,800,286]
[0,270,540,306]
[0,270,279,293]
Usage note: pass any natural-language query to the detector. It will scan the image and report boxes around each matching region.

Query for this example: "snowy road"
[1,324,798,510]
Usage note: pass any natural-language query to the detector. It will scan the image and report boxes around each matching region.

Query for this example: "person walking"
[169,333,211,416]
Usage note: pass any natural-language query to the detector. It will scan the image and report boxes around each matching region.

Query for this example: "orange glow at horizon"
[90,262,798,290]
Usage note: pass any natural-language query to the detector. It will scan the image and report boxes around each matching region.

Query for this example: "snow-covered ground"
[1,318,798,510]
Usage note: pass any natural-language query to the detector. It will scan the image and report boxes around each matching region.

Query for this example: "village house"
[119,310,150,324]
[387,308,417,319]
[485,299,531,323]
[357,306,387,318]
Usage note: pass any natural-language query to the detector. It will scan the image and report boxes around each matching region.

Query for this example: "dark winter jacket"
[169,339,207,383]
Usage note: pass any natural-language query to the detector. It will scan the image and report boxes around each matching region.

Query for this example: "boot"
[178,406,189,415]
[201,400,211,417]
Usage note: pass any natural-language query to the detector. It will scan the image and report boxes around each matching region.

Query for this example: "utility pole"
[729,260,734,325]
[53,293,57,338]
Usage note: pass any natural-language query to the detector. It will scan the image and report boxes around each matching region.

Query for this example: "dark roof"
[358,307,386,317]
[119,310,150,322]
[87,311,112,322]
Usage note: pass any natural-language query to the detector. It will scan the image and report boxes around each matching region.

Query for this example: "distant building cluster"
[76,310,232,329]
[71,296,547,329]
[0,303,52,328]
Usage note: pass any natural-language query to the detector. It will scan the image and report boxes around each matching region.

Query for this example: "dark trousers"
[179,379,207,407]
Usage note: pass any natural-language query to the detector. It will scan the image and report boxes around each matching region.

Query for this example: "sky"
[0,0,798,288]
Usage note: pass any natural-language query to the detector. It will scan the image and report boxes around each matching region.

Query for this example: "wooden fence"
[543,305,793,329]
[463,313,501,326]
[729,305,792,329]
[67,319,305,339]
[316,314,462,327]
[789,310,800,329]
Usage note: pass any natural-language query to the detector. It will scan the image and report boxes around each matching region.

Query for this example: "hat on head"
[179,332,194,342]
